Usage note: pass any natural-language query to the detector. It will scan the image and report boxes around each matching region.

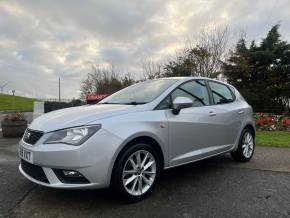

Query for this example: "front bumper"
[18,128,123,189]
[19,162,100,189]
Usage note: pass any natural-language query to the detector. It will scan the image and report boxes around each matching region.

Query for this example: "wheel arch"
[233,122,256,151]
[231,123,256,162]
[108,134,165,186]
[243,123,256,138]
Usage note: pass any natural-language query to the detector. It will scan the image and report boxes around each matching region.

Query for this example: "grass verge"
[256,131,290,148]
[0,93,35,112]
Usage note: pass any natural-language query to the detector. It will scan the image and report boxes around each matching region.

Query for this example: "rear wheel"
[231,128,255,162]
[111,143,160,202]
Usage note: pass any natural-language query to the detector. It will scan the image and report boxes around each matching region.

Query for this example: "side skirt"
[164,146,234,170]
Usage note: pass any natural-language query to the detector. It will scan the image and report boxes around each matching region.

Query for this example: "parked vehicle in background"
[86,93,109,104]
[18,77,255,202]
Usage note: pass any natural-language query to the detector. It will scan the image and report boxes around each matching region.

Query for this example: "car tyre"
[231,128,255,162]
[111,143,161,202]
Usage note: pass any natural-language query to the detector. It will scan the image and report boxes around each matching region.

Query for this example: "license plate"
[19,146,33,163]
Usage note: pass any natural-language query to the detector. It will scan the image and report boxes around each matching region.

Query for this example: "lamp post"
[58,77,61,102]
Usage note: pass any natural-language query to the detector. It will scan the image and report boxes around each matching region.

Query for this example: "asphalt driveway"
[1,135,290,218]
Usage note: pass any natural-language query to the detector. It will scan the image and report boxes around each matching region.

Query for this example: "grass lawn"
[0,93,35,112]
[256,131,290,148]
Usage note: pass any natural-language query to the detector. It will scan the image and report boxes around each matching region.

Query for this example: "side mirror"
[172,97,193,115]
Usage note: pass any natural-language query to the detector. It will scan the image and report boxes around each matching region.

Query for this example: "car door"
[206,81,244,147]
[163,79,223,166]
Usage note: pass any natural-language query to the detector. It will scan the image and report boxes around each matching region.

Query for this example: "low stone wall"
[255,113,290,131]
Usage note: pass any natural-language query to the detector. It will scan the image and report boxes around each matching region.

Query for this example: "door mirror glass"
[172,97,193,114]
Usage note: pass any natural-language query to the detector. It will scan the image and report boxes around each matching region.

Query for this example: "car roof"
[157,76,232,87]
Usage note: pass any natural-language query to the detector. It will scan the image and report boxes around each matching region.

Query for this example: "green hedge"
[44,99,85,113]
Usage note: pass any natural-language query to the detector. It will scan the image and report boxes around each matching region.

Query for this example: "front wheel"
[111,143,160,202]
[231,128,255,162]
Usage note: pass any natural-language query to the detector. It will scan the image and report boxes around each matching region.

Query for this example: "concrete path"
[206,146,290,173]
[0,135,290,218]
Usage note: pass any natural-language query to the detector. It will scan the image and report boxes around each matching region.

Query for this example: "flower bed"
[255,113,290,131]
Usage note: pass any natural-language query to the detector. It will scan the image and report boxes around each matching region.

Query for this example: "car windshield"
[99,79,178,105]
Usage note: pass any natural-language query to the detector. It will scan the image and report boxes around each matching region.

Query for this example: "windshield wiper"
[124,102,147,105]
[99,102,147,105]
[98,102,123,104]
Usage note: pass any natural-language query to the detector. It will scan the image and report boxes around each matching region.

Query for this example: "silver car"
[19,77,255,201]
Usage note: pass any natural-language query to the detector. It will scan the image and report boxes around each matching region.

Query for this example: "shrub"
[4,112,26,121]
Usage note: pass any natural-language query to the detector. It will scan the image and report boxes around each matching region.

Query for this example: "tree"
[121,73,135,87]
[141,58,162,79]
[80,65,135,98]
[223,25,290,113]
[163,25,229,78]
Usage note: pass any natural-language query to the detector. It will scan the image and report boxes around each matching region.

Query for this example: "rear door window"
[208,81,234,104]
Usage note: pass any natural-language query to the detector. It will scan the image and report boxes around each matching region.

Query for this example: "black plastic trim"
[21,159,49,183]
[53,169,90,184]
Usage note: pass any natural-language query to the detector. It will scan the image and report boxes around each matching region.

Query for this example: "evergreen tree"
[223,25,290,113]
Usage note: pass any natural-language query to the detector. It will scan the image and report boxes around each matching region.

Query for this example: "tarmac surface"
[0,134,290,218]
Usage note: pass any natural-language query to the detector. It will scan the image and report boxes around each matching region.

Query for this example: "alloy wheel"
[122,150,156,196]
[242,132,254,158]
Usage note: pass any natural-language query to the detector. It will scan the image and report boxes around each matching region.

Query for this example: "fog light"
[53,168,90,184]
[62,170,83,177]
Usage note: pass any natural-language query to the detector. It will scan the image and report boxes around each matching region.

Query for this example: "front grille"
[21,159,49,183]
[23,129,44,145]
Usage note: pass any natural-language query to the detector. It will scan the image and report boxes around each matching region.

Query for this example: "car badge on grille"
[26,132,31,139]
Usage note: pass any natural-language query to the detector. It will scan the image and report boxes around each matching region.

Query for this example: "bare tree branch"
[141,58,162,80]
[80,64,134,98]
[164,24,230,78]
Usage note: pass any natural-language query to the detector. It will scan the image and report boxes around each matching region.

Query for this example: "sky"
[0,0,290,99]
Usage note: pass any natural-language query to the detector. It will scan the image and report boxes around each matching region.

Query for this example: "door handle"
[209,111,216,117]
[238,110,244,114]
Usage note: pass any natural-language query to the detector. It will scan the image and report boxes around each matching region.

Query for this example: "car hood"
[29,104,141,132]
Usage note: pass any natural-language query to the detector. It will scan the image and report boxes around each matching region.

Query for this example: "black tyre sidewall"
[111,143,161,202]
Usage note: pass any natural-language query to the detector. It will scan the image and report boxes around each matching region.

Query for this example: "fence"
[37,98,76,103]
[253,103,290,115]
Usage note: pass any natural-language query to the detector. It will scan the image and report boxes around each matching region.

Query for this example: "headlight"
[44,125,101,145]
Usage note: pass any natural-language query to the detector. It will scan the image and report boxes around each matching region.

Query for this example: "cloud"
[0,0,290,98]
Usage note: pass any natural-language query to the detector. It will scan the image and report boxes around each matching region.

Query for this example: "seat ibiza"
[19,77,255,201]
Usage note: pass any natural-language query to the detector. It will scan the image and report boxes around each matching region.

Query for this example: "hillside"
[0,93,35,112]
